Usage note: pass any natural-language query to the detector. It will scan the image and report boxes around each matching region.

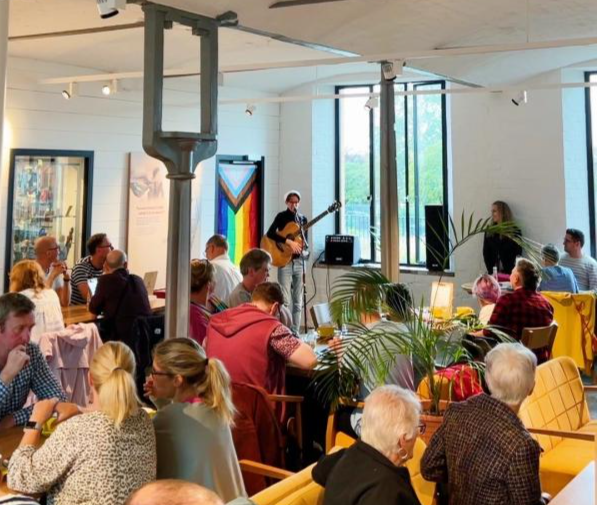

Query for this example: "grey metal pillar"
[379,63,400,282]
[0,0,9,169]
[141,4,221,339]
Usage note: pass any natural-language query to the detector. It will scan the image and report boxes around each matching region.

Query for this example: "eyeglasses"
[417,422,426,435]
[145,366,173,378]
[97,243,114,250]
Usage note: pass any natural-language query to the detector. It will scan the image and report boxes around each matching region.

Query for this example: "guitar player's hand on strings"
[286,238,303,255]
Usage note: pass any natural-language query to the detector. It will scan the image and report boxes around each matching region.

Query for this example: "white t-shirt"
[20,288,65,344]
[44,267,64,291]
[210,254,243,302]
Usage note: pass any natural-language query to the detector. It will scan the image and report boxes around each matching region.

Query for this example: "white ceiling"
[6,0,597,92]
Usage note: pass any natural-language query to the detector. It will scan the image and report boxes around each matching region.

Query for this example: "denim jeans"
[278,258,304,332]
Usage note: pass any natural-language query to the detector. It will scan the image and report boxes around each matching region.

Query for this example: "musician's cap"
[285,190,301,202]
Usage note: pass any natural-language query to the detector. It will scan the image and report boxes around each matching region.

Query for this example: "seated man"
[421,343,546,505]
[70,233,112,305]
[227,248,294,329]
[89,249,152,343]
[559,228,597,291]
[34,236,71,307]
[313,385,422,505]
[227,248,271,307]
[204,234,242,303]
[539,243,579,293]
[205,282,316,396]
[0,293,73,429]
[486,258,553,340]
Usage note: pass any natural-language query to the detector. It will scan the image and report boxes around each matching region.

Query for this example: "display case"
[5,149,93,290]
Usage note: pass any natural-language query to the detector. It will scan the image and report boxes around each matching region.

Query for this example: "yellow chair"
[247,462,317,505]
[518,356,597,496]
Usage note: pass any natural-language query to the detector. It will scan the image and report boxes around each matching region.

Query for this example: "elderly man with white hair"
[312,385,423,505]
[421,343,547,505]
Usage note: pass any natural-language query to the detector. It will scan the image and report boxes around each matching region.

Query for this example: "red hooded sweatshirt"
[205,303,287,395]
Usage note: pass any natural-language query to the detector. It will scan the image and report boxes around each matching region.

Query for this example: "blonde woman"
[10,260,64,344]
[8,342,156,505]
[144,338,246,502]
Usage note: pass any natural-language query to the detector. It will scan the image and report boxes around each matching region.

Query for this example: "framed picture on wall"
[4,149,94,291]
[214,155,264,265]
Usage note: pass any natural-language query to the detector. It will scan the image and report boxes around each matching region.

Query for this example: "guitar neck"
[290,209,331,239]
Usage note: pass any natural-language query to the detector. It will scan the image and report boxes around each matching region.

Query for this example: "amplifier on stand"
[325,235,361,265]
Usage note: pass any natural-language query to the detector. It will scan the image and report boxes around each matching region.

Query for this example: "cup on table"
[316,323,335,341]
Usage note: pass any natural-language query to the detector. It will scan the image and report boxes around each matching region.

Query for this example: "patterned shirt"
[559,253,597,291]
[0,343,66,426]
[268,325,301,360]
[421,394,543,505]
[8,410,156,505]
[70,256,103,305]
[486,288,553,340]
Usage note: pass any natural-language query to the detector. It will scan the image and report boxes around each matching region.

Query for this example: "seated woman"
[145,338,246,502]
[8,342,156,504]
[10,259,64,344]
[189,259,214,345]
[313,385,422,505]
[471,274,501,325]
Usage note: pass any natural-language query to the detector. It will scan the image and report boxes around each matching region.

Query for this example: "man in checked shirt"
[0,293,77,429]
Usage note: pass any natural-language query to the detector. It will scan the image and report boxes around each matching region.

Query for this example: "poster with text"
[128,152,169,290]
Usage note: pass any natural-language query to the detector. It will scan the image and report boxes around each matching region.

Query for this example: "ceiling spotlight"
[364,96,379,110]
[245,104,256,116]
[101,79,118,96]
[61,82,78,100]
[511,90,528,106]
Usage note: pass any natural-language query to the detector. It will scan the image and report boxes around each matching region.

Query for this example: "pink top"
[189,302,210,345]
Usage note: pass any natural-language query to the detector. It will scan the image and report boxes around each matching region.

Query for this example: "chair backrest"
[129,313,165,401]
[251,463,317,505]
[231,382,285,496]
[519,356,590,451]
[310,303,332,329]
[521,322,558,355]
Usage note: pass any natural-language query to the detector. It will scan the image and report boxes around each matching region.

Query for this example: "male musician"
[266,190,308,332]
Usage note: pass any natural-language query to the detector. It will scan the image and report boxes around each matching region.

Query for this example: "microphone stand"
[297,213,309,333]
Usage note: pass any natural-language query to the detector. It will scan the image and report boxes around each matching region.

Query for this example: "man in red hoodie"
[205,282,317,396]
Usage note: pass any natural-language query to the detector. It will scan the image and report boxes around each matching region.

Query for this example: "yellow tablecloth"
[542,292,595,372]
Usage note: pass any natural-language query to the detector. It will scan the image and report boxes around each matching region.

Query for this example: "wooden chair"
[521,322,558,359]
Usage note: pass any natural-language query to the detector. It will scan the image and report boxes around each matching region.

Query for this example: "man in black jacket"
[89,249,151,343]
[312,385,422,505]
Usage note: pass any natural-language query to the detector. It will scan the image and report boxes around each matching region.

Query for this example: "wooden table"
[61,298,165,326]
[550,462,594,505]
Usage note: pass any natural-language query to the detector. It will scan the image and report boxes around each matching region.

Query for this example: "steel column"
[379,63,400,282]
[141,3,222,339]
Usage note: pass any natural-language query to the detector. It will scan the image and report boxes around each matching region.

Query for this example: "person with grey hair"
[312,386,422,505]
[226,249,272,308]
[204,235,242,303]
[89,249,151,342]
[538,243,578,293]
[422,343,546,505]
[486,258,553,343]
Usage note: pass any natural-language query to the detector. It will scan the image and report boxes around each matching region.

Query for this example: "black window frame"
[585,71,597,258]
[334,80,449,267]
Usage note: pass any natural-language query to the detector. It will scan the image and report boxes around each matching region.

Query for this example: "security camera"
[97,0,126,19]
[511,90,528,107]
[381,60,405,81]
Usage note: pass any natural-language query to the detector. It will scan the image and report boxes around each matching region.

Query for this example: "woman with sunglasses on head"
[144,338,246,502]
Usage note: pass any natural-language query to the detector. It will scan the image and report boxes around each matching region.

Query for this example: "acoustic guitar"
[260,201,342,268]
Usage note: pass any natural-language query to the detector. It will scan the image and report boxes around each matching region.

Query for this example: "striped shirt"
[70,256,103,305]
[559,253,597,291]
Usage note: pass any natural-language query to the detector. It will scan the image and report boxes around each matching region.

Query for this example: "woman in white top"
[8,341,156,505]
[472,273,502,325]
[10,260,64,343]
[144,337,246,502]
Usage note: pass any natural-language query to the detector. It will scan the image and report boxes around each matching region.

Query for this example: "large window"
[336,82,448,266]
[586,72,597,257]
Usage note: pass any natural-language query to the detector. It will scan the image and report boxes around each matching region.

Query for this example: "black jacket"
[266,209,308,244]
[482,229,522,274]
[312,440,422,505]
[89,269,152,342]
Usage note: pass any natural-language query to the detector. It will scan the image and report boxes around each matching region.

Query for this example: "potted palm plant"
[313,212,530,441]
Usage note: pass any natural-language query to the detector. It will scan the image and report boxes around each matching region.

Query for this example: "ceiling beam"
[8,22,144,42]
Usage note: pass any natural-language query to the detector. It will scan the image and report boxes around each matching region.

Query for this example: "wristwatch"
[24,420,43,432]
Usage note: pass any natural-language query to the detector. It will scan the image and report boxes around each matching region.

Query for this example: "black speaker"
[425,205,449,271]
[325,235,361,265]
